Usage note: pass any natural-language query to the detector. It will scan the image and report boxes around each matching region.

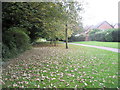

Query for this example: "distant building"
[114,23,120,29]
[84,21,114,34]
[84,25,94,34]
[84,25,94,41]
[94,21,114,30]
[83,21,114,41]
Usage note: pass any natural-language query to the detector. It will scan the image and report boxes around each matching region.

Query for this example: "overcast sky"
[80,0,119,27]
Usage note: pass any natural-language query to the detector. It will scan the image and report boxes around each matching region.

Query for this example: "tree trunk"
[65,24,68,49]
[54,40,57,46]
[50,40,52,44]
[50,40,53,46]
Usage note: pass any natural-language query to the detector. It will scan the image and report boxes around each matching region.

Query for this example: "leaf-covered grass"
[72,41,120,49]
[2,44,118,88]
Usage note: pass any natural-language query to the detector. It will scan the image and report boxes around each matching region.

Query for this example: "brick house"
[84,21,114,41]
[95,21,114,30]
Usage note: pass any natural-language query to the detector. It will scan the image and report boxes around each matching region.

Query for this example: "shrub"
[69,34,85,42]
[2,27,31,60]
[94,31,106,41]
[89,29,104,41]
[89,29,101,35]
[77,34,86,41]
[2,43,14,59]
[112,29,120,42]
[88,29,120,42]
[104,29,114,42]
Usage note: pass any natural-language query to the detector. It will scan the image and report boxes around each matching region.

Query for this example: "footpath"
[69,43,120,53]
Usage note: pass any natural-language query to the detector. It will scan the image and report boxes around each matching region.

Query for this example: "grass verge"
[72,41,119,49]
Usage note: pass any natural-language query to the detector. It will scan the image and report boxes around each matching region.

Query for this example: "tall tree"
[2,1,83,44]
[62,1,83,49]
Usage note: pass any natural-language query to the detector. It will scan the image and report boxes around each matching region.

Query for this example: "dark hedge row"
[2,27,31,61]
[68,28,120,42]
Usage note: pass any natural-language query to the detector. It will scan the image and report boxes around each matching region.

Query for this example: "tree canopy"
[2,1,83,43]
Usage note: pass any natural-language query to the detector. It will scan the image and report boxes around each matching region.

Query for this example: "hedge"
[68,34,85,42]
[2,27,31,60]
[88,29,120,42]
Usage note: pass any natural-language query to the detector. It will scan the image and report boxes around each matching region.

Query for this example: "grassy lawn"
[2,44,118,88]
[72,41,120,49]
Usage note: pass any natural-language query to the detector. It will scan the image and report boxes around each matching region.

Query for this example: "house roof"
[94,21,114,30]
[84,25,94,34]
[84,25,94,31]
[83,21,115,34]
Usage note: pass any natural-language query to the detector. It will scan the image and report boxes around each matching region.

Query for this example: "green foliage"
[89,29,103,41]
[2,2,28,32]
[68,34,85,42]
[112,28,120,42]
[2,2,82,43]
[104,29,114,42]
[89,29,101,34]
[2,2,83,60]
[95,31,106,41]
[2,27,31,60]
[89,29,120,42]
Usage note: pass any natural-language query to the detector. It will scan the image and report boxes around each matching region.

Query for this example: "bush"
[69,34,85,42]
[112,29,120,42]
[104,29,114,42]
[2,27,31,60]
[89,29,120,42]
[2,43,14,59]
[89,29,104,41]
[94,31,106,41]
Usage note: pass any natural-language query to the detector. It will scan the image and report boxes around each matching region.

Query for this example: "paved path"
[69,43,120,53]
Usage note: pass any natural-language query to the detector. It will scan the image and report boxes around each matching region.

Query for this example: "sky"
[80,0,119,27]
